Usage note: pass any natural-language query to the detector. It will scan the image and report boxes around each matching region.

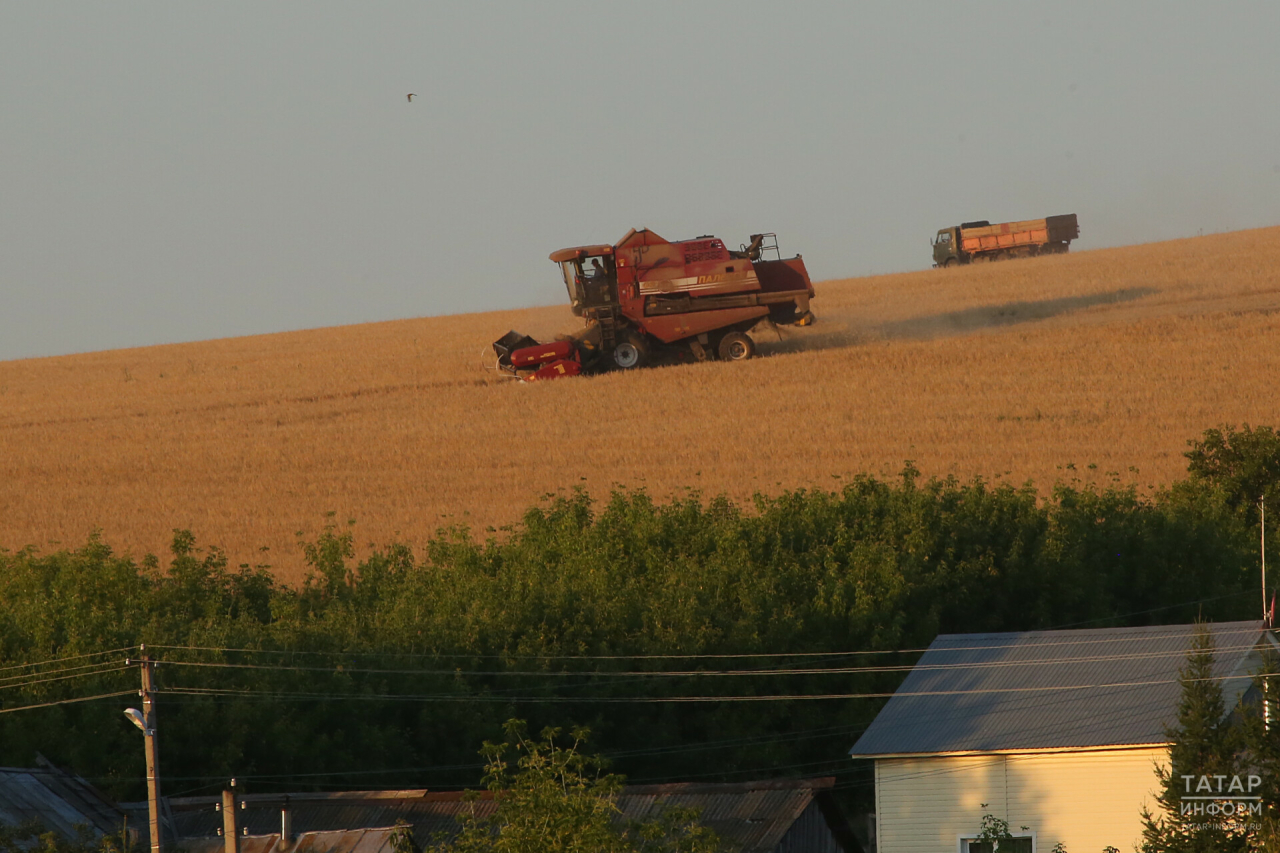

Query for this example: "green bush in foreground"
[429,720,720,853]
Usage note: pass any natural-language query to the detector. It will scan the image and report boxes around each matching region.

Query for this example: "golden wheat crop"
[3,227,1279,580]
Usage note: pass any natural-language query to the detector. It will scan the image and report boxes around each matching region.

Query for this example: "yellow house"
[849,621,1273,853]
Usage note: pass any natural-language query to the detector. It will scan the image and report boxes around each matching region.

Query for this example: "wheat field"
[3,226,1279,579]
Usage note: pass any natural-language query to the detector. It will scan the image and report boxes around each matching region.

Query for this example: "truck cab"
[932,227,960,267]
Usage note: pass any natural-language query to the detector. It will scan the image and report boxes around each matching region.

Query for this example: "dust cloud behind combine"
[3,227,1279,581]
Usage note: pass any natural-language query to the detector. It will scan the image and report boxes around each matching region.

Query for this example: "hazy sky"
[2,2,1277,361]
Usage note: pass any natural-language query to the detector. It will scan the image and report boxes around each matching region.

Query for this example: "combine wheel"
[717,332,755,362]
[612,335,649,370]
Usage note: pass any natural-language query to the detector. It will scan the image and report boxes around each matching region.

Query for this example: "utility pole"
[1265,497,1272,730]
[221,780,239,853]
[140,648,164,853]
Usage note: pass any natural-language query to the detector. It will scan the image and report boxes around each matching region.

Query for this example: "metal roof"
[0,765,125,837]
[142,778,849,853]
[616,779,832,853]
[181,828,395,853]
[850,621,1272,757]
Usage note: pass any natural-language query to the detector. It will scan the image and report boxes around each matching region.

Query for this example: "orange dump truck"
[932,214,1079,267]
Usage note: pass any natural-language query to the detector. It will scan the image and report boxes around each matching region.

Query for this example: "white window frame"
[957,832,1037,853]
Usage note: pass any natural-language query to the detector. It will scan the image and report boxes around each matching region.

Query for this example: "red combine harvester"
[493,228,815,380]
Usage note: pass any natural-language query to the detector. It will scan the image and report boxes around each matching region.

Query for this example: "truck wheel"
[943,258,959,268]
[613,336,649,369]
[717,332,755,362]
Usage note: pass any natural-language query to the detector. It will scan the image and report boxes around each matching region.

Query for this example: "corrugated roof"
[850,620,1272,756]
[0,765,125,837]
[181,828,395,853]
[151,792,475,844]
[144,778,842,853]
[617,779,829,853]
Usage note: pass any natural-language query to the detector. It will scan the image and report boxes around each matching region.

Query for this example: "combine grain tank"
[494,228,815,379]
[932,214,1079,267]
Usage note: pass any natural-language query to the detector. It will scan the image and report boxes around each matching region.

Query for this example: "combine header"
[494,228,815,380]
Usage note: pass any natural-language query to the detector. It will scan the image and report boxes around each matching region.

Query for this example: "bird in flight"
[407,93,416,102]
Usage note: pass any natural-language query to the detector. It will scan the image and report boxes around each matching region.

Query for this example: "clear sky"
[2,2,1277,361]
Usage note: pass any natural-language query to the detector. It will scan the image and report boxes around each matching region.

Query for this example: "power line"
[0,644,1249,710]
[0,640,1262,700]
[0,646,137,676]
[139,759,489,784]
[147,642,930,661]
[0,690,137,715]
[847,678,1198,759]
[156,685,873,703]
[0,588,1236,675]
[0,622,1266,718]
[1046,590,1256,629]
[147,640,1270,680]
[0,662,130,691]
[91,726,876,787]
[0,639,1265,716]
[155,658,911,678]
[151,668,1280,705]
[145,626,1266,671]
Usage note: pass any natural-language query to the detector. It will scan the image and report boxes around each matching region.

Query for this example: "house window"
[961,838,1034,853]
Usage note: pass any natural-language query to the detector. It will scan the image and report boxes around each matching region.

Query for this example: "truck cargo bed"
[961,214,1078,253]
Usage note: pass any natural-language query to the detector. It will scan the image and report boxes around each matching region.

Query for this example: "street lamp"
[123,707,153,736]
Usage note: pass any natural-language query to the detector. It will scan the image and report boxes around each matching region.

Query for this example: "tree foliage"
[1141,626,1251,852]
[429,721,719,853]
[970,805,1031,852]
[0,821,130,853]
[1237,644,1280,850]
[1184,423,1280,524]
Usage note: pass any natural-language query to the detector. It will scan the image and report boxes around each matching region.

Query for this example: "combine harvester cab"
[494,228,815,380]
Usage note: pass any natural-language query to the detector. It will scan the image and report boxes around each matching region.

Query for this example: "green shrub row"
[1,427,1276,805]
